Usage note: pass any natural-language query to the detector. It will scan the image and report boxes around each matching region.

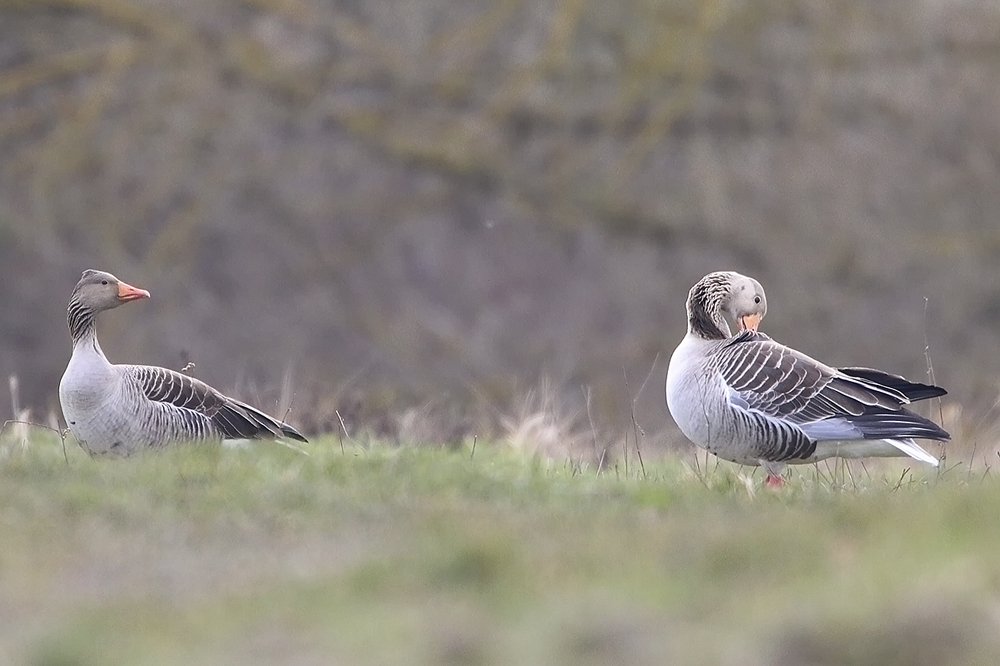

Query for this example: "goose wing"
[715,332,947,443]
[125,365,307,442]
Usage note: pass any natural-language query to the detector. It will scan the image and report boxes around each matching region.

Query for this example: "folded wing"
[126,365,307,442]
[716,332,948,455]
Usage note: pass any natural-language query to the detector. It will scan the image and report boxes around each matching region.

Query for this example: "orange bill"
[117,280,151,302]
[738,312,761,332]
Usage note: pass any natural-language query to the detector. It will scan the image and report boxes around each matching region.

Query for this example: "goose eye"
[754,296,761,304]
[101,280,109,285]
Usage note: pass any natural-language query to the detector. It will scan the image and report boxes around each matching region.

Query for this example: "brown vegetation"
[1,0,999,446]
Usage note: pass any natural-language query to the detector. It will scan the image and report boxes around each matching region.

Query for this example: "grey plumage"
[666,271,949,483]
[58,269,306,456]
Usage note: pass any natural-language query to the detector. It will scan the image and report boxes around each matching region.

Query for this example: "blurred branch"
[29,39,138,260]
[0,45,109,98]
[6,0,201,45]
[615,0,729,183]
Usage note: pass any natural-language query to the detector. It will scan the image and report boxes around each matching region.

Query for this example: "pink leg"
[762,461,786,488]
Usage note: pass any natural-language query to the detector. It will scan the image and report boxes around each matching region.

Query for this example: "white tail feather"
[884,438,940,466]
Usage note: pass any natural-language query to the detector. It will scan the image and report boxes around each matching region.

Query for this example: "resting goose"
[666,271,949,485]
[59,269,307,456]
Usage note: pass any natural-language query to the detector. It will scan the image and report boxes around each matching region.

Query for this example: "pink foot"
[765,473,785,488]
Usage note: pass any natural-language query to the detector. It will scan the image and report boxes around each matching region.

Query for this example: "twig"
[844,460,857,491]
[335,409,351,454]
[622,367,646,478]
[470,434,477,459]
[278,363,295,420]
[812,461,832,487]
[691,445,704,483]
[923,297,947,471]
[822,459,835,490]
[621,428,628,478]
[634,353,660,405]
[582,385,602,472]
[891,468,909,491]
[1,420,70,464]
[938,461,961,479]
[967,440,979,484]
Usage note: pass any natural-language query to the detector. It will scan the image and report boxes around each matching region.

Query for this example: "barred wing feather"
[126,365,307,442]
[716,332,948,447]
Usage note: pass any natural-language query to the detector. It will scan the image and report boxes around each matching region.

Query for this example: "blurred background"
[1,0,997,449]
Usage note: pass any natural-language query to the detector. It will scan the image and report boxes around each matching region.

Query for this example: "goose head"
[71,270,150,311]
[686,271,766,340]
[67,270,150,340]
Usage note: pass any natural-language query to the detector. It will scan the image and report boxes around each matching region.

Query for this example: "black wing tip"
[907,423,951,442]
[925,418,952,441]
[918,387,948,401]
[212,401,309,443]
[850,409,951,442]
[838,367,948,402]
[281,424,308,443]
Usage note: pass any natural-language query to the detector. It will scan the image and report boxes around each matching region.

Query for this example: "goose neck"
[67,300,98,346]
[686,287,730,341]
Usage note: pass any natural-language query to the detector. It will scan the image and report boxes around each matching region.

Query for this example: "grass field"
[0,430,997,666]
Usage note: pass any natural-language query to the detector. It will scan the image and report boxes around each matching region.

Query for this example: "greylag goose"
[666,271,949,486]
[59,269,307,456]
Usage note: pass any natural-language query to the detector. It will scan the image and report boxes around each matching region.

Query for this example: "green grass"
[0,433,997,666]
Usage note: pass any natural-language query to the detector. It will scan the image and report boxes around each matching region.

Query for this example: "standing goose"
[666,271,949,486]
[59,269,307,456]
